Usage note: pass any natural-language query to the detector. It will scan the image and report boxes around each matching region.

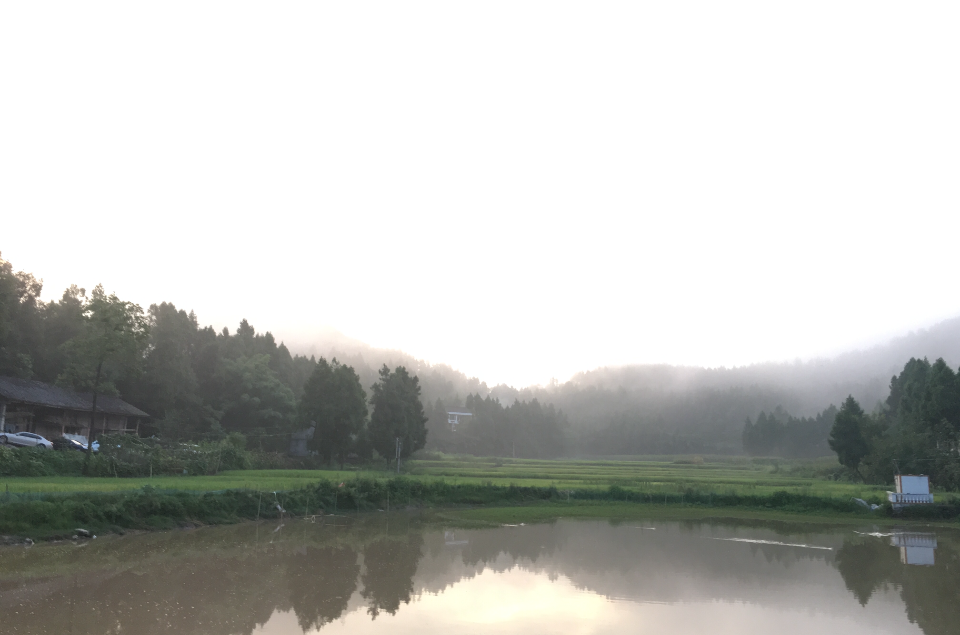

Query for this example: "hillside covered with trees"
[4,252,960,460]
[828,357,960,490]
[0,254,428,460]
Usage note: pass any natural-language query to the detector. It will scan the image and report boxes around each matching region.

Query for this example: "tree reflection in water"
[287,546,359,631]
[0,518,958,635]
[360,533,424,618]
[835,534,960,635]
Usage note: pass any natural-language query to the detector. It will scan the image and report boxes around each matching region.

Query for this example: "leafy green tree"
[368,365,427,462]
[216,354,297,449]
[129,303,218,441]
[871,357,960,489]
[34,285,86,383]
[919,359,960,437]
[0,253,44,379]
[885,357,932,419]
[299,358,367,467]
[60,285,149,453]
[829,395,870,479]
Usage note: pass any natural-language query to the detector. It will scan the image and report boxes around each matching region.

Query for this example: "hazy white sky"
[2,2,959,388]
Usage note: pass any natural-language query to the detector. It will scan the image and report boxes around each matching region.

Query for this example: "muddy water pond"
[1,516,957,635]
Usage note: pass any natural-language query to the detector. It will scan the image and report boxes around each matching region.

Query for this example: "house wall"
[3,403,138,441]
[2,405,35,433]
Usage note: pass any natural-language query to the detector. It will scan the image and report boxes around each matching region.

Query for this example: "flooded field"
[1,515,957,635]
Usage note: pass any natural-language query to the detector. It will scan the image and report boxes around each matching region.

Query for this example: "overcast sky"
[2,2,958,388]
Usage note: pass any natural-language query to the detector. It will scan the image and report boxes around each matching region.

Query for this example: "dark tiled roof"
[84,393,149,418]
[0,376,148,417]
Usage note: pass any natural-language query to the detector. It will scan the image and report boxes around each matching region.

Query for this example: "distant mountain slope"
[282,328,491,408]
[560,315,960,416]
[286,316,960,455]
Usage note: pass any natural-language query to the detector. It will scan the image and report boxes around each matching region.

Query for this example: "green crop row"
[3,474,959,541]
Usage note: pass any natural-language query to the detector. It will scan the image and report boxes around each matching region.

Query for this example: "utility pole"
[396,437,402,474]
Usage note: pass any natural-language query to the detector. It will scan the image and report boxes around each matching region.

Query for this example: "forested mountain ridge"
[0,253,486,452]
[543,315,960,418]
[284,330,492,414]
[4,251,960,457]
[288,317,960,456]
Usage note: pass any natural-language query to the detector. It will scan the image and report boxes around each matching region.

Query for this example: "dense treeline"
[560,385,803,455]
[0,254,429,460]
[7,253,960,464]
[0,255,313,448]
[828,357,960,490]
[289,327,960,457]
[741,405,837,458]
[0,254,569,460]
[425,394,567,458]
[496,318,960,454]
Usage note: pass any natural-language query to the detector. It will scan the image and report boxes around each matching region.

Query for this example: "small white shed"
[887,474,934,508]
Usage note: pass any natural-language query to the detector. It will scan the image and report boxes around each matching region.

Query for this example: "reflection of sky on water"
[3,518,957,635]
[257,567,916,635]
[250,520,931,635]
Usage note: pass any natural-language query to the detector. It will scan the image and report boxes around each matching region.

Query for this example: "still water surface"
[1,516,957,635]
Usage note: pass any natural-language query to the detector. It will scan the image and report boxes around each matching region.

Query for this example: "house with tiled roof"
[0,375,147,443]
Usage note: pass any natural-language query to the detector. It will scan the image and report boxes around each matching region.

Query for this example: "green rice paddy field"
[3,456,954,505]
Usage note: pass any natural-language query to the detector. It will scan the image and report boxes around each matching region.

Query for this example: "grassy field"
[3,455,954,504]
[2,456,959,540]
[0,470,362,495]
[410,456,891,499]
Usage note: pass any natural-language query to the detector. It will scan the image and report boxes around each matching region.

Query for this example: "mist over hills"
[283,328,491,411]
[5,245,957,457]
[287,316,960,455]
[563,316,960,414]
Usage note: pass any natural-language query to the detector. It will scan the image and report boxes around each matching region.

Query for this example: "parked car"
[52,437,99,452]
[53,437,87,451]
[0,432,54,450]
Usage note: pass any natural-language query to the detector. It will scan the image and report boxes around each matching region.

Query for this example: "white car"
[0,431,54,450]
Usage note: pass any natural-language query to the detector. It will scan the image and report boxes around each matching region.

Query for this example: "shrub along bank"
[0,434,326,478]
[2,477,958,541]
